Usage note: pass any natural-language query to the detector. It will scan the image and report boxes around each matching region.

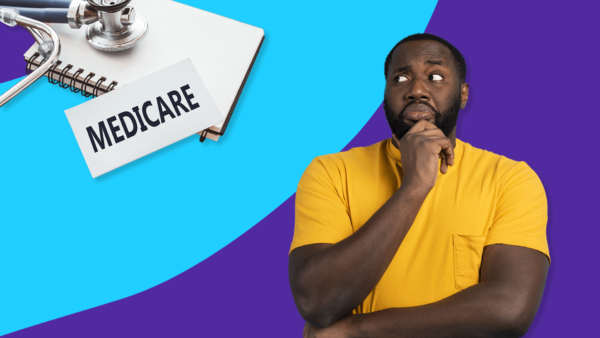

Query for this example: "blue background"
[0,0,436,335]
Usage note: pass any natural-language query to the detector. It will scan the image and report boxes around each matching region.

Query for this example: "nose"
[405,77,430,102]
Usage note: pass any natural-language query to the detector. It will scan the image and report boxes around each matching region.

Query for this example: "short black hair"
[384,33,467,83]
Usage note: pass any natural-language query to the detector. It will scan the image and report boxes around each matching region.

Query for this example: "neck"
[447,128,457,148]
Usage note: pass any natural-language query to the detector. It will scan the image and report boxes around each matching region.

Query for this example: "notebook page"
[25,0,264,132]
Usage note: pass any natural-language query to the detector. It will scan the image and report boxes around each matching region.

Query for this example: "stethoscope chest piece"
[70,0,148,52]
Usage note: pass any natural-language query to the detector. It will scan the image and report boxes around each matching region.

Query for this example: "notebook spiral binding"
[26,52,211,143]
[26,52,118,99]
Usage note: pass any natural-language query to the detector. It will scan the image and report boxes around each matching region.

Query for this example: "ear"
[460,83,469,109]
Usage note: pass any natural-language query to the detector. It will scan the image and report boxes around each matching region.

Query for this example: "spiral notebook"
[23,0,264,142]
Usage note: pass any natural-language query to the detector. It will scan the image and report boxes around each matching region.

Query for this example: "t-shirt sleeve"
[290,157,354,254]
[485,161,550,261]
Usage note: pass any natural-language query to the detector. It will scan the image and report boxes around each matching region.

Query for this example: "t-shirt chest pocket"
[452,234,486,290]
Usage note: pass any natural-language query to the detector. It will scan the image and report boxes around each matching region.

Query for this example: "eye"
[396,75,408,83]
[430,74,443,81]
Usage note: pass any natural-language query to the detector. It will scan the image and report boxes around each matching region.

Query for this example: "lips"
[403,103,435,122]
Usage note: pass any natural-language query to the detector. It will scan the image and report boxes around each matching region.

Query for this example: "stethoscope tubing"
[0,0,71,8]
[0,6,68,23]
[0,13,61,107]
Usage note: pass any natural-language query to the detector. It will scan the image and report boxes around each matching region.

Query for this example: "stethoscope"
[0,0,149,107]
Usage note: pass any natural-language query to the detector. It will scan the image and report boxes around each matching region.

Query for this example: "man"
[288,33,549,338]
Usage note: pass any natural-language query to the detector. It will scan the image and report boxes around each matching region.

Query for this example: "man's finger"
[440,151,448,174]
[426,137,454,172]
[405,119,438,135]
[440,139,454,167]
[410,128,447,138]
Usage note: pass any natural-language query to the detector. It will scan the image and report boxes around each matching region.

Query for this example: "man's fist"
[393,120,454,192]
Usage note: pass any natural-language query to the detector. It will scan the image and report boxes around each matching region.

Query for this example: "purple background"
[3,0,598,336]
[0,21,32,84]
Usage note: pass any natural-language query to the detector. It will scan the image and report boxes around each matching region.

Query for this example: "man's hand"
[393,120,454,191]
[303,320,351,338]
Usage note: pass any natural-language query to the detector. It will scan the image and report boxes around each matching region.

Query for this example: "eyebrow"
[425,59,446,66]
[393,65,412,74]
[393,59,446,74]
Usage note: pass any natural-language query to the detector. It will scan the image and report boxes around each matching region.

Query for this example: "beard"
[383,90,462,141]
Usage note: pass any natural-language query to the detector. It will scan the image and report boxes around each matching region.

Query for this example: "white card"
[65,58,223,178]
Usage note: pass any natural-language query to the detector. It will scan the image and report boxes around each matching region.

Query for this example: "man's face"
[384,40,469,140]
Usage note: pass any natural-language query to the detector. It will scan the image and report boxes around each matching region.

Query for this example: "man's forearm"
[290,184,429,327]
[333,245,549,338]
[342,282,532,338]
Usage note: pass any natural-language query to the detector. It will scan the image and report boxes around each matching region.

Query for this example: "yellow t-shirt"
[290,138,549,313]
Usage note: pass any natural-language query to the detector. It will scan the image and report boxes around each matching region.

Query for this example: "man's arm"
[289,120,454,328]
[304,244,549,338]
[290,184,429,328]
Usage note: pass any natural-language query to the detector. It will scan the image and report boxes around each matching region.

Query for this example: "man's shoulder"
[460,140,541,186]
[300,140,389,187]
[312,140,388,170]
